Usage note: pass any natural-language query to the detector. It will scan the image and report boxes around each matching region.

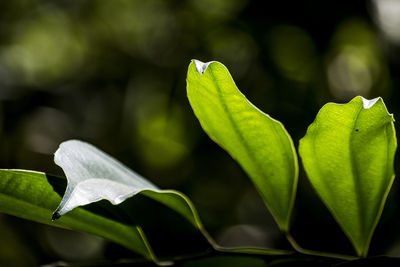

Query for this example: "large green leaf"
[0,169,154,260]
[186,60,298,231]
[299,96,397,257]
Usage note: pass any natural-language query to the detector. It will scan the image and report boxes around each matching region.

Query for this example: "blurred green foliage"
[0,0,399,266]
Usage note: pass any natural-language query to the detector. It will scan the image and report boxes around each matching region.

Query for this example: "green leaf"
[0,169,154,260]
[186,60,298,231]
[299,96,397,257]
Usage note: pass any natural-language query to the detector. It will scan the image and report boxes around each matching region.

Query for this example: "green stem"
[285,233,358,261]
[197,223,294,256]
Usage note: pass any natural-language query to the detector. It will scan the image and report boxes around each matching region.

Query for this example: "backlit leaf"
[299,96,397,257]
[186,60,298,231]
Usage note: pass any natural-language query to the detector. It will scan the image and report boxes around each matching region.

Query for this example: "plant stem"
[285,232,358,261]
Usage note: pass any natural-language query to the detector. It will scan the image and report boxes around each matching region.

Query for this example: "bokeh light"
[372,0,400,44]
[267,25,318,83]
[326,19,390,101]
[1,8,88,86]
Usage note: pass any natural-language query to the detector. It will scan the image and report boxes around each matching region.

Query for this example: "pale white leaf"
[53,140,159,219]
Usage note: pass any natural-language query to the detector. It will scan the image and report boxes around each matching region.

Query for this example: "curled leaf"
[53,140,158,218]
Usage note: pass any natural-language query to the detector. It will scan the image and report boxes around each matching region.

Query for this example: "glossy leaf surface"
[53,140,159,217]
[299,96,397,257]
[186,60,298,231]
[53,140,207,230]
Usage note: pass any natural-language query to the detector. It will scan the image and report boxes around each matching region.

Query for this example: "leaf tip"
[193,59,211,75]
[361,97,380,109]
[52,211,61,221]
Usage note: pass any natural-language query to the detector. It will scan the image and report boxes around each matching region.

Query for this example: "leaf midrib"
[207,66,284,224]
[348,103,365,252]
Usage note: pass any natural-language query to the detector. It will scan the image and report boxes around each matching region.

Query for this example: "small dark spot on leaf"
[355,129,359,132]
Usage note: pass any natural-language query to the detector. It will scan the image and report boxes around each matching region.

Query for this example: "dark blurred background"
[0,0,400,266]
